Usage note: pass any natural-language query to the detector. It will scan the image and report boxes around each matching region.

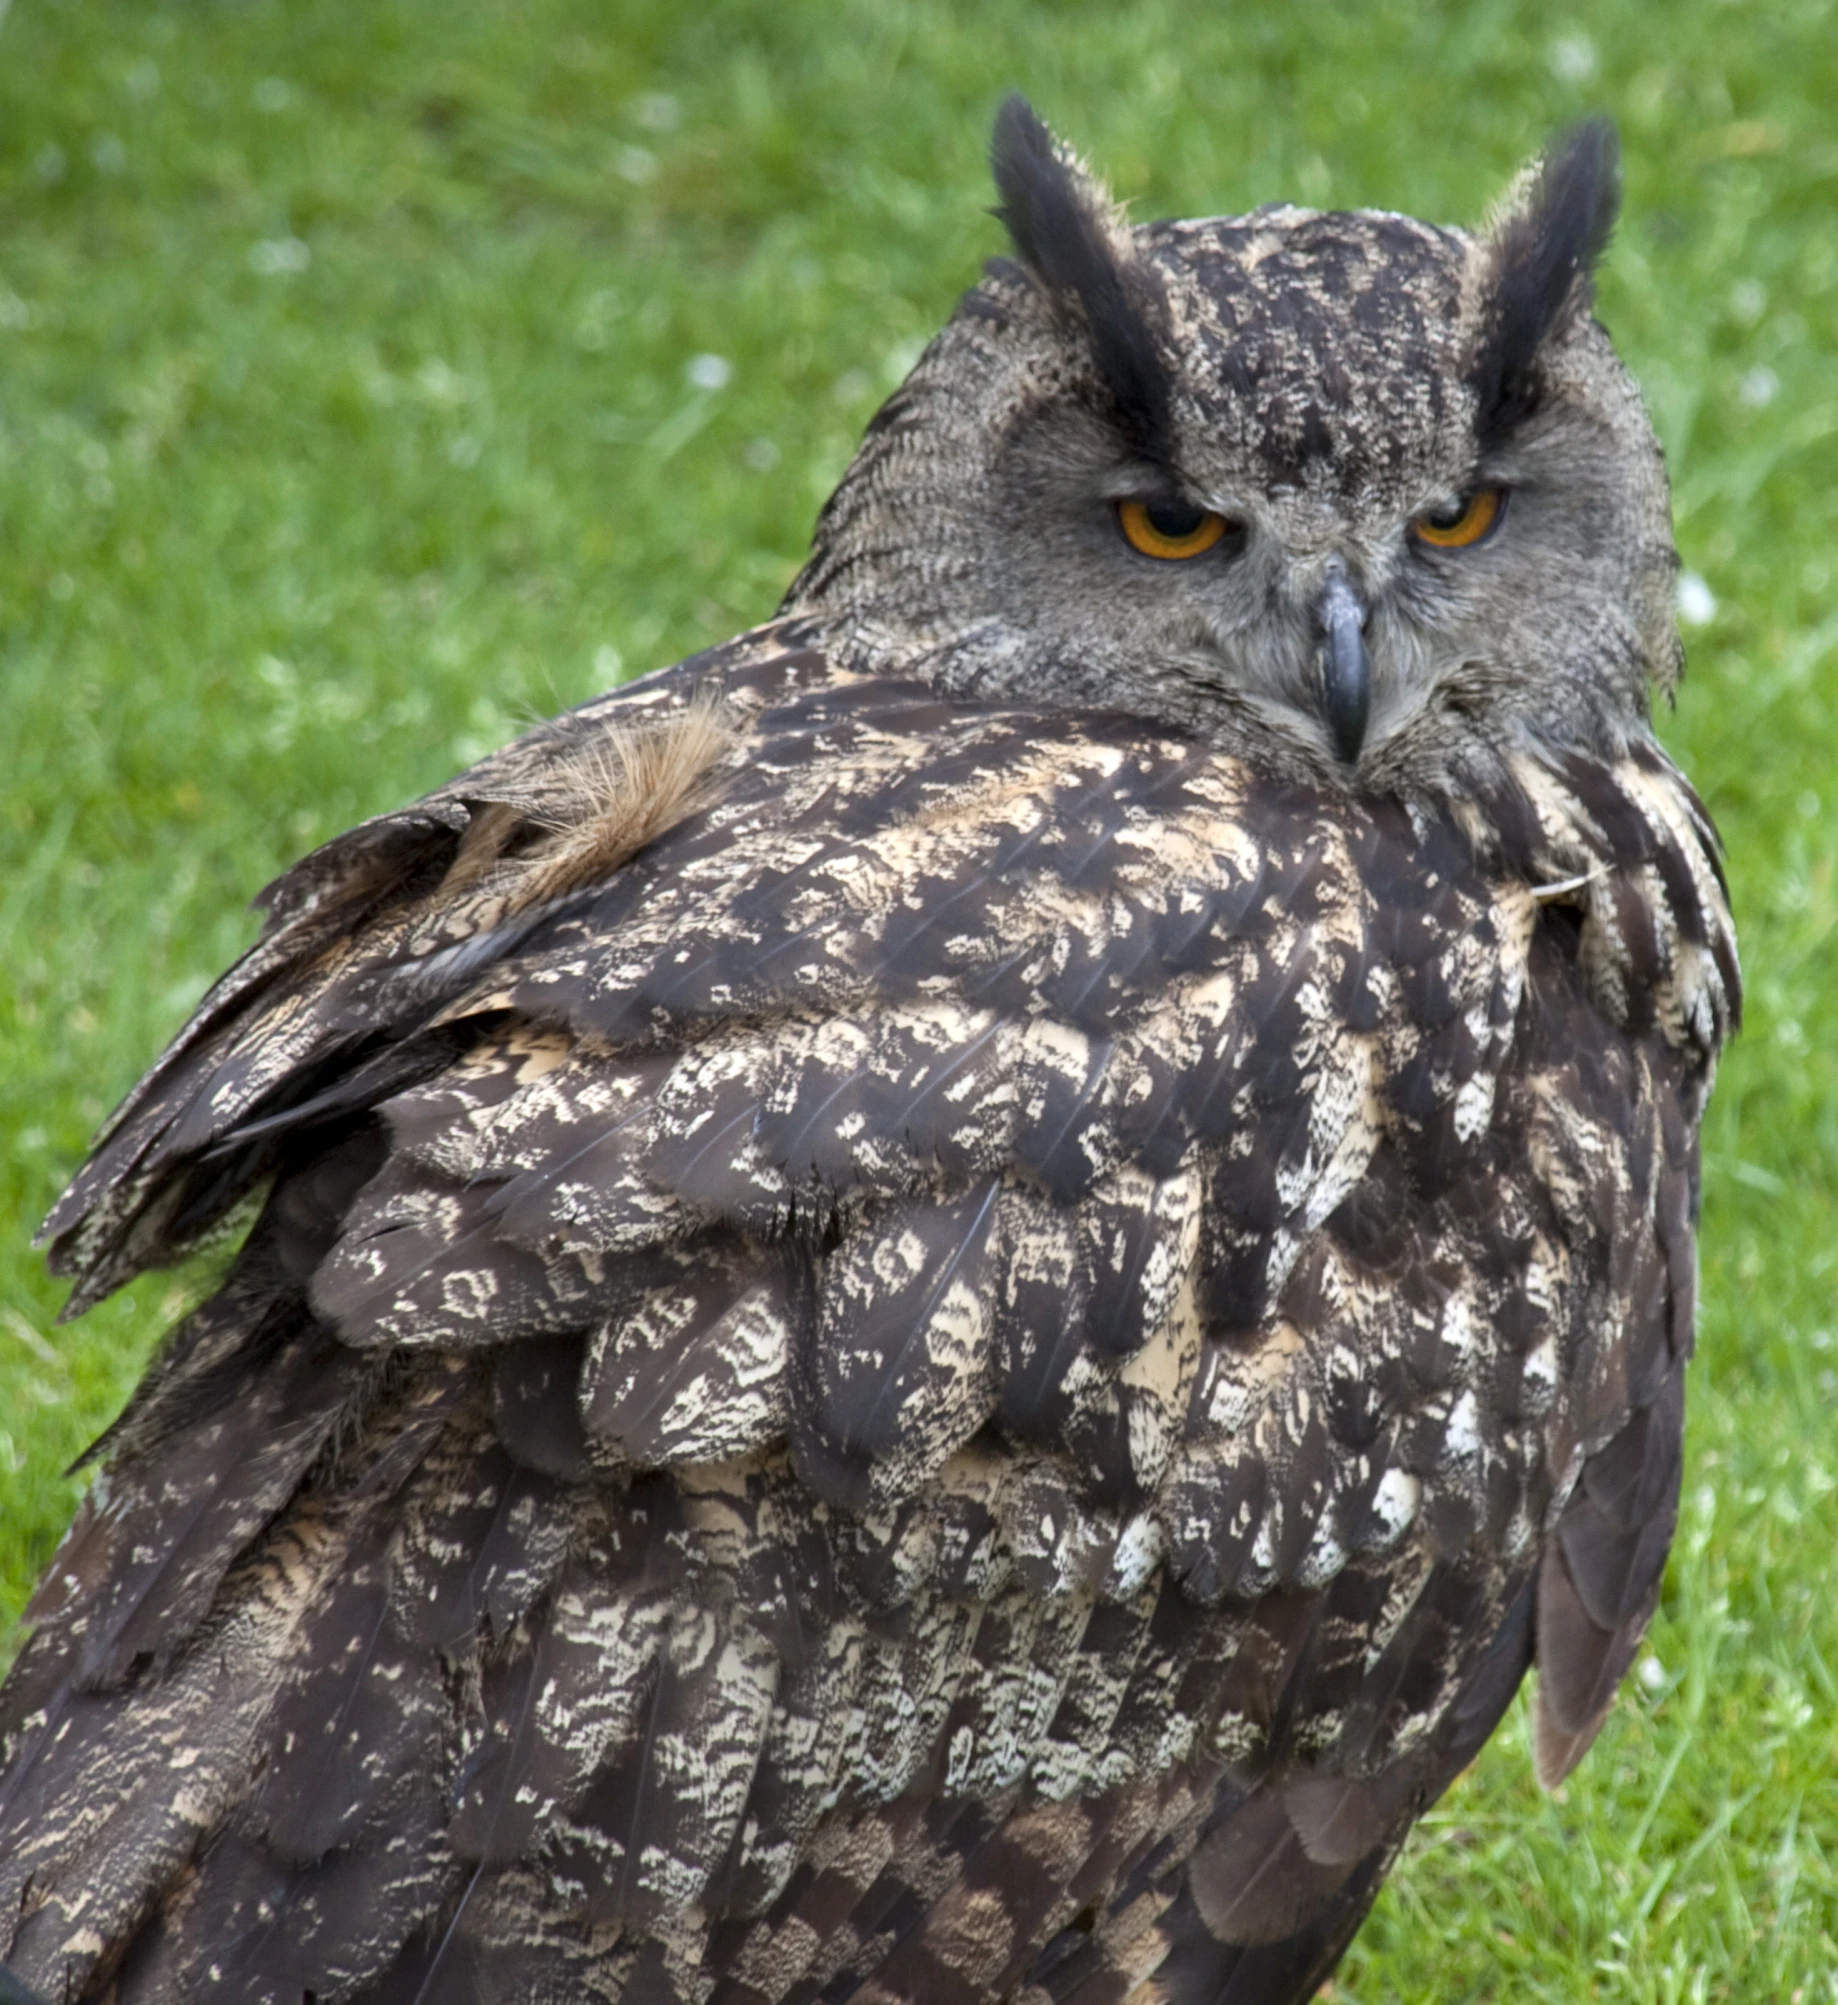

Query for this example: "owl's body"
[0,105,1734,2004]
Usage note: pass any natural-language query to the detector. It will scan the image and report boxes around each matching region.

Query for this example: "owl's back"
[0,618,1731,2004]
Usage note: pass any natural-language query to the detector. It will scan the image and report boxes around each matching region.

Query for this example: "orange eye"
[1410,486,1504,550]
[1118,496,1233,560]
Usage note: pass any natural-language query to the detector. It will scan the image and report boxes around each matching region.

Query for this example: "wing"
[0,619,1736,2005]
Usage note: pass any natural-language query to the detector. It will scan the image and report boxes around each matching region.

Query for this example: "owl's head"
[785,98,1681,803]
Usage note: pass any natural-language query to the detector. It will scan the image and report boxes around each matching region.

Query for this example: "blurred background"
[1,2,1834,1994]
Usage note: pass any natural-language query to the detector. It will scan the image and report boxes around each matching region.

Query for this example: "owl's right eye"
[1117,497,1235,561]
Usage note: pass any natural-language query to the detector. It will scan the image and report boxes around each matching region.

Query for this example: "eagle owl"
[0,99,1737,2005]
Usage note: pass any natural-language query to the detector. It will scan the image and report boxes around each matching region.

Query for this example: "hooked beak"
[1315,559,1371,766]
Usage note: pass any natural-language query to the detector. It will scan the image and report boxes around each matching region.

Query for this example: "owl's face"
[789,106,1681,806]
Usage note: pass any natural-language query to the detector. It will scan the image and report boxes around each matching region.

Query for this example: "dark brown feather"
[2,610,1735,2004]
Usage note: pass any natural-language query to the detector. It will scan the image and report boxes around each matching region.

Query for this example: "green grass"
[2,0,1835,1995]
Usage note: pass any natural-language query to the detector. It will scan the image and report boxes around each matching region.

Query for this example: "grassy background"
[2,0,1835,1995]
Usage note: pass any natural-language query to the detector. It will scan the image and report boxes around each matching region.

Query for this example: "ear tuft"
[988,94,1173,462]
[989,96,1111,283]
[1471,119,1621,440]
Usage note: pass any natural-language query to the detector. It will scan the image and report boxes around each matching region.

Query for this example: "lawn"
[2,0,1836,1996]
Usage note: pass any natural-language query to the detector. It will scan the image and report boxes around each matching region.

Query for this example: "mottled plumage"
[1,100,1735,2004]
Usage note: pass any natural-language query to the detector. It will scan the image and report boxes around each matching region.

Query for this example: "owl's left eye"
[1410,486,1505,550]
[1117,497,1235,561]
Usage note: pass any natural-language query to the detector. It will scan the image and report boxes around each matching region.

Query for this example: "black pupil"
[1426,494,1469,529]
[1144,497,1207,540]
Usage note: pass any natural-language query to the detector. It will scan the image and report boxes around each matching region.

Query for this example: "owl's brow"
[989,94,1175,467]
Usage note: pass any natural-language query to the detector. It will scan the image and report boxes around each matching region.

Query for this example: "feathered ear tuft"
[988,94,1173,463]
[1470,118,1621,442]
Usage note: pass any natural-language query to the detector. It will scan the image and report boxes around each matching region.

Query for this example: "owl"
[0,98,1736,2005]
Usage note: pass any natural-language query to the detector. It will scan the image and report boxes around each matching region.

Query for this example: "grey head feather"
[788,104,1673,807]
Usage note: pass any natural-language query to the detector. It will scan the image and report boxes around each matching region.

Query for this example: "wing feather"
[795,1183,1001,1508]
[1,622,1736,2003]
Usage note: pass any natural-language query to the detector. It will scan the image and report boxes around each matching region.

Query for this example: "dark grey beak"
[1316,559,1371,766]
